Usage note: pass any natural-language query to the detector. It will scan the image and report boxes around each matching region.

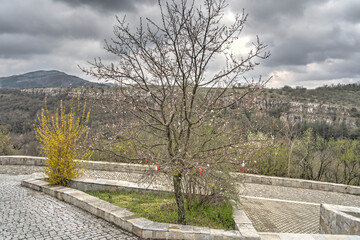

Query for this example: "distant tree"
[0,130,15,155]
[281,121,301,178]
[292,129,318,180]
[292,129,333,181]
[332,139,360,185]
[241,132,288,177]
[84,0,269,224]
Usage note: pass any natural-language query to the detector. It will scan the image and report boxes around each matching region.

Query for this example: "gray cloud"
[0,0,107,39]
[0,34,59,58]
[55,0,157,13]
[227,0,360,87]
[0,0,359,88]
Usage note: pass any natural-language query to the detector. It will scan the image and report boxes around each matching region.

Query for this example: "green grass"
[85,190,235,230]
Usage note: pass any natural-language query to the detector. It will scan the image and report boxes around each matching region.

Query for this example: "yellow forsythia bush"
[34,98,91,186]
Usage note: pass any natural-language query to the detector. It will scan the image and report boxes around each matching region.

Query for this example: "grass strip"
[85,190,235,230]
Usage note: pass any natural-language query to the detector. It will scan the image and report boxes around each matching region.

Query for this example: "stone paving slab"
[0,174,139,240]
[240,197,319,234]
[259,232,360,240]
[239,183,360,234]
[242,183,360,208]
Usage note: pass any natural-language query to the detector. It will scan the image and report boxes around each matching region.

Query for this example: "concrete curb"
[21,178,260,240]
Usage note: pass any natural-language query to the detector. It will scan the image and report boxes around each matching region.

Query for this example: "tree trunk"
[287,141,293,178]
[173,174,186,224]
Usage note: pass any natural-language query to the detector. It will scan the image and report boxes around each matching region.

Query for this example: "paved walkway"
[240,197,319,234]
[1,165,360,236]
[0,173,139,240]
[259,232,360,240]
[239,183,360,234]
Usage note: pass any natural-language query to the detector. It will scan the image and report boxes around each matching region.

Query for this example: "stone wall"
[320,204,360,235]
[0,155,151,173]
[0,155,45,166]
[240,173,360,195]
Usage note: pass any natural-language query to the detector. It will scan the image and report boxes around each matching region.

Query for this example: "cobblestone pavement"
[0,173,139,240]
[239,182,360,233]
[241,183,360,207]
[240,197,319,233]
[2,165,360,234]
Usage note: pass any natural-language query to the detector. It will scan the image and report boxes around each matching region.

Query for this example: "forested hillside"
[0,84,360,185]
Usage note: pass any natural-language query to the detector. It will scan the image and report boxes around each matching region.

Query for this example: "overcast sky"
[1,0,359,88]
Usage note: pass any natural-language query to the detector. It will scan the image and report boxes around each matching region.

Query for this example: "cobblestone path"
[0,174,139,240]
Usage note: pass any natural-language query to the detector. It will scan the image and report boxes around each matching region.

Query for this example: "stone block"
[140,222,167,231]
[210,229,226,240]
[193,226,210,234]
[42,186,53,196]
[33,179,49,186]
[112,209,134,220]
[233,209,252,225]
[303,181,312,189]
[168,231,185,240]
[237,223,260,240]
[131,218,153,230]
[141,229,153,239]
[155,230,169,239]
[258,233,281,240]
[132,226,143,238]
[122,221,134,232]
[112,215,125,228]
[181,225,194,233]
[168,224,183,232]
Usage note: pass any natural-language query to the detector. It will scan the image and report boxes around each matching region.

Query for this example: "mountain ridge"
[0,70,102,88]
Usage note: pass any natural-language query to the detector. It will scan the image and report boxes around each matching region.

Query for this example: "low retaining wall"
[0,155,45,166]
[22,178,260,240]
[240,173,360,195]
[3,155,360,195]
[0,155,151,173]
[320,204,360,235]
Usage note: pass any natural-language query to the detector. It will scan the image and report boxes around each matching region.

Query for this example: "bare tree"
[84,0,269,224]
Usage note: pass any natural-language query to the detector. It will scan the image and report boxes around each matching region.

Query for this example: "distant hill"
[0,70,102,88]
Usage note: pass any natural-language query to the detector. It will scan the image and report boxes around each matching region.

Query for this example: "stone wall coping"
[21,177,260,240]
[239,172,360,195]
[320,203,360,235]
[0,155,45,160]
[322,204,360,222]
[0,156,153,172]
[4,155,360,195]
[72,177,174,194]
